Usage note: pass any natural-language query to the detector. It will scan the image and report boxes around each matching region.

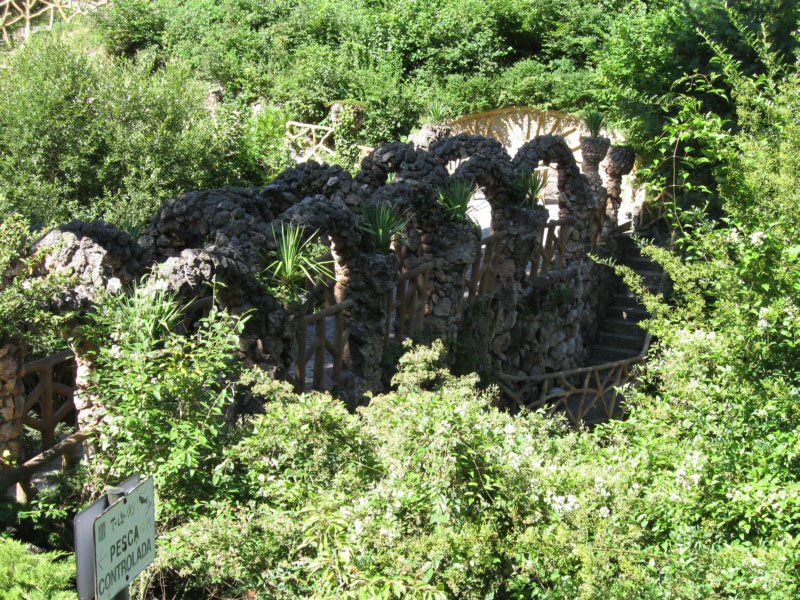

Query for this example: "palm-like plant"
[264,223,333,302]
[424,98,452,125]
[512,169,549,208]
[360,202,414,253]
[437,179,476,223]
[582,110,605,138]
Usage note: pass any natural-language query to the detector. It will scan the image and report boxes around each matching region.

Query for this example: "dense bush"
[0,537,75,599]
[0,33,285,228]
[143,337,799,599]
[86,0,637,146]
[84,280,245,523]
[0,214,74,348]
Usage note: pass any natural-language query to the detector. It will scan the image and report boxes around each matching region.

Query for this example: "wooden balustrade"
[498,333,651,426]
[21,349,76,454]
[384,262,433,343]
[0,0,108,44]
[464,232,505,302]
[530,217,572,280]
[1,428,94,503]
[292,290,352,394]
[286,121,336,163]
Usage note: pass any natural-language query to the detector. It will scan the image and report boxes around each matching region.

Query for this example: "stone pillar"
[602,146,636,248]
[0,343,25,471]
[69,341,104,460]
[423,222,480,339]
[338,252,399,399]
[579,136,611,253]
[492,205,550,286]
[580,136,610,180]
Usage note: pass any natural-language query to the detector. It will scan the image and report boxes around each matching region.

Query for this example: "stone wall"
[25,128,633,420]
[0,344,24,469]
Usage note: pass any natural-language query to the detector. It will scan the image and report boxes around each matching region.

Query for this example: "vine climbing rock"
[0,343,24,471]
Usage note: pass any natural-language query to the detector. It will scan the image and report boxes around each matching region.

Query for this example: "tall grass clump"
[512,169,549,208]
[437,179,476,223]
[262,224,333,302]
[359,202,414,253]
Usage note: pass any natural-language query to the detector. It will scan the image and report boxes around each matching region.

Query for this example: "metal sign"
[93,477,155,600]
[74,475,156,600]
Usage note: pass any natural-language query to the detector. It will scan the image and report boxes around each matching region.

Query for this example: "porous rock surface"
[29,130,620,413]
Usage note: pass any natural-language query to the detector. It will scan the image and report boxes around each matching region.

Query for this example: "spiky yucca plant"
[264,223,333,302]
[437,179,476,223]
[513,169,549,208]
[360,202,414,253]
[582,111,605,138]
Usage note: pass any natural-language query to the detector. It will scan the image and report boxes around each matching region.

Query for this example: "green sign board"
[93,477,156,600]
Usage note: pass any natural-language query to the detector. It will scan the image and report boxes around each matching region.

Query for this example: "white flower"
[749,230,766,245]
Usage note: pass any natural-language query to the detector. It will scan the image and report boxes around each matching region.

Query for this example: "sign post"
[75,475,156,600]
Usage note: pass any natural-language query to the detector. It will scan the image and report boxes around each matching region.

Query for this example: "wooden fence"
[498,333,651,426]
[0,0,107,44]
[384,262,433,342]
[292,290,351,394]
[465,232,504,301]
[21,349,76,453]
[530,217,571,280]
[285,121,374,165]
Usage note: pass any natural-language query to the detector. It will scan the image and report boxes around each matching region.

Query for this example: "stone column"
[602,146,636,248]
[579,136,611,253]
[580,136,610,180]
[424,221,480,339]
[69,341,105,434]
[337,252,398,399]
[0,343,25,471]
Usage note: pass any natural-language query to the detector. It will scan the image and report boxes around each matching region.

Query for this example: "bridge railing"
[0,0,108,44]
[21,349,76,454]
[497,333,651,426]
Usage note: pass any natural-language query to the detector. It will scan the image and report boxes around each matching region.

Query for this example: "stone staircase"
[587,234,662,366]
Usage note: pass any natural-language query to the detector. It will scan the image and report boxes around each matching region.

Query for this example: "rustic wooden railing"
[0,0,108,44]
[498,332,651,426]
[1,428,94,503]
[465,232,505,302]
[286,121,336,163]
[21,349,76,453]
[285,120,373,164]
[292,288,352,394]
[384,261,433,342]
[530,217,572,280]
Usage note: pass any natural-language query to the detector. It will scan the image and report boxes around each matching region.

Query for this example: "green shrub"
[0,33,268,228]
[0,214,74,347]
[85,279,245,523]
[437,179,476,223]
[512,169,548,208]
[94,0,168,56]
[0,537,75,600]
[359,202,414,254]
[261,224,333,303]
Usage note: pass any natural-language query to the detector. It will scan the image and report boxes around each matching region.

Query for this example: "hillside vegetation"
[1,2,799,599]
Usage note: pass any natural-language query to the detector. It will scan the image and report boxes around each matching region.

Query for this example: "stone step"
[621,256,660,272]
[587,345,637,364]
[596,329,646,351]
[608,299,649,322]
[602,317,648,332]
